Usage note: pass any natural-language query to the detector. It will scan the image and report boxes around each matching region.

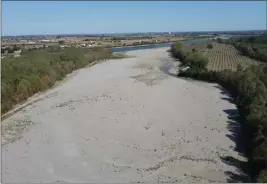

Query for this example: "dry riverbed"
[2,47,246,183]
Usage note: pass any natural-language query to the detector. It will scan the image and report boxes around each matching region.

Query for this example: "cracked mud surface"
[2,47,245,183]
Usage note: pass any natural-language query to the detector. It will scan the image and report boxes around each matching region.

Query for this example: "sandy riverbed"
[1,47,246,183]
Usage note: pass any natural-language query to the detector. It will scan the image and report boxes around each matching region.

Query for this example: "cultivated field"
[192,43,258,71]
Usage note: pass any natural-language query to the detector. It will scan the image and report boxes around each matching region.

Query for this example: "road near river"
[2,47,247,183]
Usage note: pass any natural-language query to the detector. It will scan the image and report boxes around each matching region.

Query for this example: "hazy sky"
[2,1,267,36]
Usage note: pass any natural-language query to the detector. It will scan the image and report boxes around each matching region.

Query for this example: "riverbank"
[112,37,213,53]
[171,40,267,182]
[1,47,129,115]
[110,36,214,49]
[111,41,172,49]
[2,47,245,183]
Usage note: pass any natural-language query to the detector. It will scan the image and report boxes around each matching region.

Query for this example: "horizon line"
[2,29,266,37]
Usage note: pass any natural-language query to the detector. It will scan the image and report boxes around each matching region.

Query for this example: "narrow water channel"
[112,38,213,52]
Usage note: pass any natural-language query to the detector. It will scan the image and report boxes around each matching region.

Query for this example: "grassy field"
[190,42,258,71]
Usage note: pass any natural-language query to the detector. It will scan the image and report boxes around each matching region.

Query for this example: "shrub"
[16,79,32,101]
[258,170,267,182]
[207,44,213,49]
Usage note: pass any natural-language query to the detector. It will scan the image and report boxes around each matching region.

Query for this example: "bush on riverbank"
[171,42,267,182]
[1,47,123,114]
[170,42,208,70]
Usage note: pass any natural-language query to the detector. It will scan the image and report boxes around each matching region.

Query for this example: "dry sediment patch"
[131,71,168,86]
[131,60,169,86]
[2,119,35,146]
[1,47,246,183]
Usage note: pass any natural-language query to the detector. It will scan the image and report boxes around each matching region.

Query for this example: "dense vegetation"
[1,45,21,54]
[170,41,267,182]
[218,33,267,63]
[1,47,122,114]
[170,42,208,71]
[207,43,213,49]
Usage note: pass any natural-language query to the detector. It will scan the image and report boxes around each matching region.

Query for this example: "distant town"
[1,30,265,58]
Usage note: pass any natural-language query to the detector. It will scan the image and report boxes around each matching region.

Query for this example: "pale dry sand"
[2,47,246,183]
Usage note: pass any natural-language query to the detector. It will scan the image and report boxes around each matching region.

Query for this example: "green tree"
[16,79,32,100]
[207,44,213,49]
[58,40,65,44]
[258,170,267,183]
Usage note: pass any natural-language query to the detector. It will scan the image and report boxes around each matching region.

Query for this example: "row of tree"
[1,45,21,54]
[111,36,153,40]
[1,47,120,114]
[170,42,267,182]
